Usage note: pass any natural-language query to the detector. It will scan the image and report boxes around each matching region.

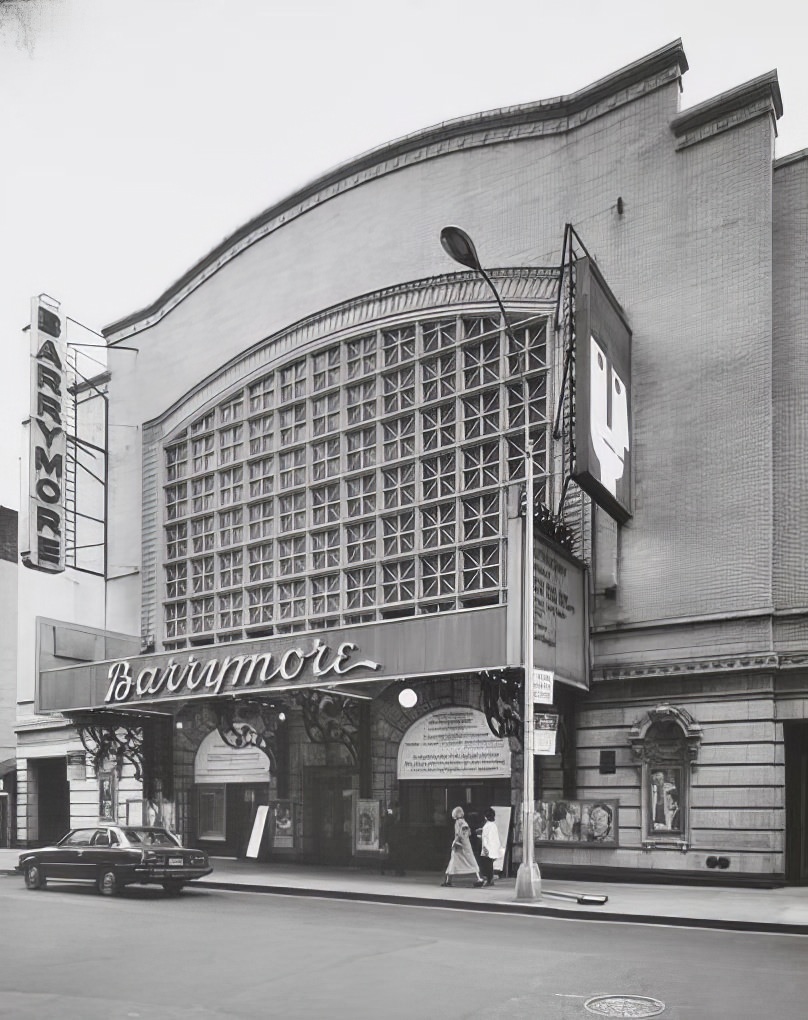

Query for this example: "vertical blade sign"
[23,297,67,572]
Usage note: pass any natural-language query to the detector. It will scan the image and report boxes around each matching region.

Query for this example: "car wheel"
[24,864,46,890]
[162,880,185,896]
[97,868,119,896]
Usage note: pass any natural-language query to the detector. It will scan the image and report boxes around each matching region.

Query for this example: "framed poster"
[648,766,682,835]
[515,799,619,847]
[98,771,116,822]
[355,799,381,853]
[270,801,295,849]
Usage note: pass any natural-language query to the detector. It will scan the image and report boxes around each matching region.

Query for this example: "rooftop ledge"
[671,69,782,145]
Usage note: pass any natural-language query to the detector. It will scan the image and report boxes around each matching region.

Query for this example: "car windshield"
[123,828,180,847]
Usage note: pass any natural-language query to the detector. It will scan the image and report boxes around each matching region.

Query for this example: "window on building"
[160,307,551,645]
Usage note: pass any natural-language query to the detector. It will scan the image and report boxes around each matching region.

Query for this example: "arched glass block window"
[628,704,702,848]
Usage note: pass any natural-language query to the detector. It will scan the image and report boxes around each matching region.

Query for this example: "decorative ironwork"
[214,699,286,768]
[480,669,523,744]
[72,713,145,781]
[294,689,361,763]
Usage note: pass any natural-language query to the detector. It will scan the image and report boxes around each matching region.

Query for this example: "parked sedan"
[18,825,213,896]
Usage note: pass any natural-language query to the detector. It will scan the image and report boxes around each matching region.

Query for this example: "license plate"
[168,857,184,866]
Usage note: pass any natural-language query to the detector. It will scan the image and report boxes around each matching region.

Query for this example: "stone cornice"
[774,147,808,171]
[593,653,780,683]
[671,69,782,151]
[103,40,687,343]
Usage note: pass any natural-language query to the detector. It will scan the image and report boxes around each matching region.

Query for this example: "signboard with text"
[397,708,511,780]
[22,297,67,572]
[572,256,632,523]
[533,534,589,690]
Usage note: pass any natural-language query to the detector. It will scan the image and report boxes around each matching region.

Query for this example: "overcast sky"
[1,0,804,510]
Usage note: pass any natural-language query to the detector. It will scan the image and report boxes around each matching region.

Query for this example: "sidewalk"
[4,848,807,933]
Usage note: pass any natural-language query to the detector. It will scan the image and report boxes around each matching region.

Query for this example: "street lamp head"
[440,225,482,271]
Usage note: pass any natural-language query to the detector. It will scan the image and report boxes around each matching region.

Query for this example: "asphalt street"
[1,874,806,1020]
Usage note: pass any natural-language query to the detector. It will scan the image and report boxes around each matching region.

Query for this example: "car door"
[85,828,119,880]
[48,829,95,879]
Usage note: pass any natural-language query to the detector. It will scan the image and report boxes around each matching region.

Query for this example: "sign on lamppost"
[22,296,67,573]
[534,713,559,755]
[532,668,554,705]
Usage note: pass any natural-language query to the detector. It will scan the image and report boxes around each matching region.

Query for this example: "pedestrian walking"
[479,807,502,886]
[441,806,484,887]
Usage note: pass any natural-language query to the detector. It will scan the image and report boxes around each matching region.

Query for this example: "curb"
[197,879,808,936]
[4,868,806,935]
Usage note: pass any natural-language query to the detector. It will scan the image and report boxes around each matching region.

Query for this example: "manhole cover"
[584,995,665,1017]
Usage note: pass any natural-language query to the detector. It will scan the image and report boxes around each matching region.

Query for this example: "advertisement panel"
[397,707,511,779]
[23,296,67,572]
[572,257,632,523]
[533,534,588,690]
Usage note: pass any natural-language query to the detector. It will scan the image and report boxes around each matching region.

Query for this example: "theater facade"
[17,40,808,884]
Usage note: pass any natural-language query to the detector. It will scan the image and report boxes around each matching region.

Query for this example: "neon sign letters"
[104,638,382,705]
[23,297,67,572]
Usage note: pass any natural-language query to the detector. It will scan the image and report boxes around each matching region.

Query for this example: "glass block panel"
[421,502,456,548]
[382,511,416,557]
[278,535,306,576]
[346,335,376,379]
[191,474,215,514]
[381,559,415,603]
[165,442,188,482]
[220,465,244,505]
[165,562,187,599]
[382,464,415,509]
[248,375,275,414]
[462,544,500,590]
[218,424,244,466]
[382,325,415,366]
[463,493,500,541]
[219,508,243,548]
[311,483,340,526]
[247,457,273,499]
[346,520,376,563]
[248,541,274,583]
[422,319,456,353]
[311,528,340,569]
[421,550,457,597]
[422,452,456,502]
[422,352,456,403]
[219,548,243,588]
[248,500,274,541]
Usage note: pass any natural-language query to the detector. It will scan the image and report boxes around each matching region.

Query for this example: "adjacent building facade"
[17,40,808,884]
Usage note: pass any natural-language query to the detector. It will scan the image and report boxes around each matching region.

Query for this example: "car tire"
[24,864,46,890]
[162,880,185,896]
[97,868,119,896]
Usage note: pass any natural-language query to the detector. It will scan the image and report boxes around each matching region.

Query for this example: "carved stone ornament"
[73,712,145,781]
[628,704,703,765]
[294,689,360,763]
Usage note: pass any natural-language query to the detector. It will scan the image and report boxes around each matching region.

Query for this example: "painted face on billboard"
[589,335,629,498]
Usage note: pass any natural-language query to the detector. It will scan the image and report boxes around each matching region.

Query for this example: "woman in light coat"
[441,806,484,887]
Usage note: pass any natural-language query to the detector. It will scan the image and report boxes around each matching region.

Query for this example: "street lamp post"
[440,226,541,900]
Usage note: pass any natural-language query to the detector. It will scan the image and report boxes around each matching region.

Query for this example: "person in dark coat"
[381,804,406,876]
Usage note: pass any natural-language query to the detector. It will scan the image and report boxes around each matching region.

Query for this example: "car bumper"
[133,867,213,881]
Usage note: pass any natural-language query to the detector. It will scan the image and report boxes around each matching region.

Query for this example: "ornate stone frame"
[628,704,702,851]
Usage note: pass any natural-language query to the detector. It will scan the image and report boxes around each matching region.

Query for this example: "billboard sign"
[533,533,588,690]
[572,257,632,523]
[22,297,67,572]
